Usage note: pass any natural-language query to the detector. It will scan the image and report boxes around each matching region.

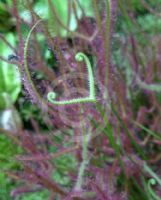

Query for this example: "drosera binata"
[47,52,96,105]
[24,19,96,106]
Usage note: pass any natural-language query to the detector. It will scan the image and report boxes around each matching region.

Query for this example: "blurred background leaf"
[0,33,21,110]
[0,1,15,33]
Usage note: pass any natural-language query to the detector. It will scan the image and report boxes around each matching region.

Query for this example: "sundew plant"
[0,0,161,200]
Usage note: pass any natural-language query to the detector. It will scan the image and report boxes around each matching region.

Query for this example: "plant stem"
[75,131,91,191]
